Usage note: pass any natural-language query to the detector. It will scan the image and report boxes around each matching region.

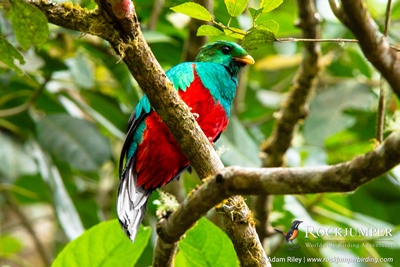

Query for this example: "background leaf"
[303,82,377,146]
[51,220,151,267]
[241,28,276,50]
[8,0,49,50]
[175,218,239,267]
[170,3,212,21]
[36,114,111,172]
[260,0,283,13]
[0,37,25,74]
[257,20,279,35]
[224,0,248,17]
[197,25,225,37]
[216,116,261,167]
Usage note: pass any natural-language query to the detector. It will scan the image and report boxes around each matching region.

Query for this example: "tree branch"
[260,0,321,167]
[26,0,267,265]
[329,0,400,99]
[152,240,178,267]
[27,1,118,41]
[157,131,400,241]
[254,0,322,240]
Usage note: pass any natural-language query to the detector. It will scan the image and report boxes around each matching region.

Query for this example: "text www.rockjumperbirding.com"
[268,256,394,264]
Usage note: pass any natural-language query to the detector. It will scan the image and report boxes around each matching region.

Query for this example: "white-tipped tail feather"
[117,167,151,242]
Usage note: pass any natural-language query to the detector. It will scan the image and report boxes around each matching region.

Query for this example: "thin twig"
[384,0,393,37]
[376,0,392,142]
[276,37,357,43]
[3,192,52,266]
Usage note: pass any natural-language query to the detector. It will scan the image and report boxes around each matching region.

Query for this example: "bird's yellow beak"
[235,54,255,65]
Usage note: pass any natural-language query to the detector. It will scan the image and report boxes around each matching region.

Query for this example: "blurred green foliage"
[1,0,400,266]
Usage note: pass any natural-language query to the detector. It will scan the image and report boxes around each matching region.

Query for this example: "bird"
[274,220,303,250]
[117,41,255,242]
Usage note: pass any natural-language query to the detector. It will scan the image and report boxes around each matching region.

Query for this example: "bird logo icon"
[274,220,303,250]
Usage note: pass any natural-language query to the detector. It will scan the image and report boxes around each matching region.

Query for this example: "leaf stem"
[213,20,244,35]
[227,16,232,27]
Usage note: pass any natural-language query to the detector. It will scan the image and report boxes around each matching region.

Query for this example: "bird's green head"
[195,41,254,77]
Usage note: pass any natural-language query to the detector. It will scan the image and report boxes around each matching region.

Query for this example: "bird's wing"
[119,110,149,175]
[285,228,294,241]
[118,96,152,241]
[166,62,195,92]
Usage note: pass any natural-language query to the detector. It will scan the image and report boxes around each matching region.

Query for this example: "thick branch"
[27,1,119,41]
[329,0,400,99]
[157,131,400,242]
[153,240,178,267]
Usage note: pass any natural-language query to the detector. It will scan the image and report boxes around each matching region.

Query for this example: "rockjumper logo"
[305,226,393,238]
[274,220,303,250]
[274,220,394,251]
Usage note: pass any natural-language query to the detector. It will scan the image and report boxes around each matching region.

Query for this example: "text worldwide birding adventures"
[117,41,255,241]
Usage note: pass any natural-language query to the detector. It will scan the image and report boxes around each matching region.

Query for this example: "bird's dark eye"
[221,46,231,55]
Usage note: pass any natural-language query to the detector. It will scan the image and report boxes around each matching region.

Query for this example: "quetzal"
[117,41,254,241]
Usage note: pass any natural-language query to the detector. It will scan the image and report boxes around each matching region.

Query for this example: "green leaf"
[224,0,248,17]
[303,82,377,146]
[0,37,25,74]
[170,3,212,22]
[346,47,373,78]
[36,114,111,172]
[260,0,283,13]
[175,218,238,267]
[32,141,84,240]
[197,25,225,37]
[257,20,279,35]
[51,220,151,267]
[8,0,49,50]
[216,116,261,167]
[248,7,264,20]
[241,29,276,50]
[65,54,94,89]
